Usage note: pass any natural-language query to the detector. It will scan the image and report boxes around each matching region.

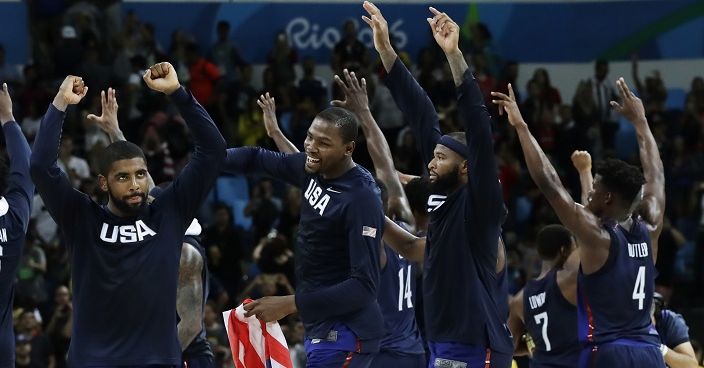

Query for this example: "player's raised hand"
[427,7,460,55]
[0,83,15,125]
[143,62,180,95]
[362,1,393,53]
[571,150,592,173]
[257,92,281,138]
[491,84,526,128]
[610,77,646,124]
[87,88,120,135]
[331,69,369,115]
[53,76,88,111]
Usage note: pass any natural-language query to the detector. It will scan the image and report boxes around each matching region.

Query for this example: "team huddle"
[0,2,675,368]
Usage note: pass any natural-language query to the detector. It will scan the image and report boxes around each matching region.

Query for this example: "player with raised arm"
[29,64,226,367]
[363,2,512,366]
[508,225,580,367]
[225,85,385,367]
[332,70,425,367]
[87,87,216,368]
[0,83,34,368]
[492,78,666,367]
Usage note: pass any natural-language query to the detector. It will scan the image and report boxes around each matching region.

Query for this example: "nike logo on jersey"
[304,179,331,216]
[100,220,157,244]
[326,187,342,193]
[427,194,447,212]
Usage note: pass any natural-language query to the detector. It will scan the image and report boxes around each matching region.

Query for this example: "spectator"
[203,202,247,295]
[532,68,562,106]
[204,302,231,367]
[331,19,369,74]
[184,42,221,108]
[588,59,619,151]
[210,20,246,84]
[15,334,42,368]
[15,310,55,368]
[45,286,72,368]
[15,238,48,308]
[245,180,282,242]
[56,136,91,188]
[297,56,327,110]
[652,293,699,368]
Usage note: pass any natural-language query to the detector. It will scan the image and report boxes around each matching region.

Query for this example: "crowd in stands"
[2,1,703,367]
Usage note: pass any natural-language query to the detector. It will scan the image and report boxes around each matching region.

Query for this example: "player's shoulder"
[661,309,686,326]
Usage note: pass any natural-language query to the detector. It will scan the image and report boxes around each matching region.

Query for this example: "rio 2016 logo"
[286,17,408,51]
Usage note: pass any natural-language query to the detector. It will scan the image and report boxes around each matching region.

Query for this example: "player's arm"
[29,76,91,229]
[611,78,665,261]
[492,86,611,274]
[663,342,698,368]
[571,151,593,206]
[382,216,425,263]
[294,189,385,321]
[332,69,414,225]
[143,63,227,222]
[176,242,204,351]
[258,92,298,154]
[0,83,33,233]
[363,1,441,165]
[87,88,125,143]
[508,290,531,357]
[224,148,307,188]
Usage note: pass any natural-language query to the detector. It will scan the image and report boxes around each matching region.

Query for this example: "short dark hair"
[217,20,230,30]
[405,177,431,215]
[446,131,467,145]
[594,158,645,206]
[97,141,146,175]
[316,107,359,143]
[536,224,573,261]
[596,59,609,68]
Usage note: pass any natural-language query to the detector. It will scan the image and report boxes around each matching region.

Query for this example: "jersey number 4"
[632,266,646,310]
[398,265,413,311]
[534,312,551,351]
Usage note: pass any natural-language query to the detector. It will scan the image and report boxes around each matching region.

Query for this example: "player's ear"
[345,140,355,157]
[460,160,468,175]
[98,175,108,192]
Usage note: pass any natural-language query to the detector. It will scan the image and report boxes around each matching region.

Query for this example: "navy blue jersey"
[656,309,690,348]
[224,150,384,352]
[0,122,34,368]
[182,235,213,359]
[523,270,579,367]
[29,88,225,366]
[384,59,512,353]
[577,217,660,347]
[378,245,424,354]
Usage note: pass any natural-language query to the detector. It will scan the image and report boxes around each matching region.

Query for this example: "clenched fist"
[142,62,180,95]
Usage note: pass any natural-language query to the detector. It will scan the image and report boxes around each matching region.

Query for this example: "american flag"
[223,299,293,368]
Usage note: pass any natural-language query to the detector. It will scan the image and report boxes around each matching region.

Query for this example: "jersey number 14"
[398,265,414,311]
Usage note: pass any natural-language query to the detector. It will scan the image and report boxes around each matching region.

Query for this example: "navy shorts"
[579,342,665,368]
[304,323,377,368]
[427,341,512,368]
[370,350,425,368]
[183,354,215,368]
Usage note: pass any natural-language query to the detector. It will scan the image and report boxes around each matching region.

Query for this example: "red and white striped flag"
[223,299,293,368]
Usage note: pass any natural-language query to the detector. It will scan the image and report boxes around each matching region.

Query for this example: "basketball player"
[492,78,666,367]
[0,83,34,368]
[508,225,580,367]
[88,88,215,367]
[256,69,425,367]
[29,64,226,366]
[226,104,384,366]
[364,3,513,366]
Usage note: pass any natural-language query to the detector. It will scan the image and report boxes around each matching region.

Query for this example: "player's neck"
[320,158,355,180]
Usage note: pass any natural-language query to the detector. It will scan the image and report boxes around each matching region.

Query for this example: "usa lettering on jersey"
[99,220,157,244]
[528,292,546,310]
[0,228,6,243]
[303,179,331,216]
[627,242,649,258]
